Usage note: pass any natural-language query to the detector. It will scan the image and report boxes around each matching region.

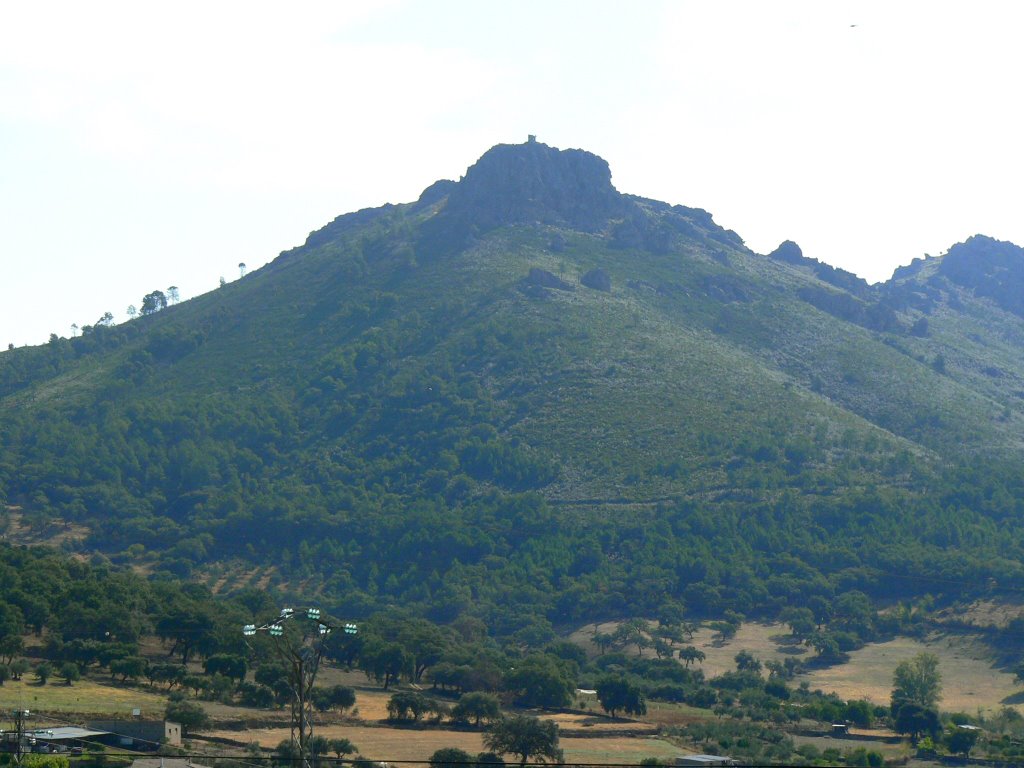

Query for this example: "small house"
[86,720,181,750]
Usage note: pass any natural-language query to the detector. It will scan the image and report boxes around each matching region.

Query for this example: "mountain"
[2,139,1024,631]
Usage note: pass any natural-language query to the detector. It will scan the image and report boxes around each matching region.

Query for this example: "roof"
[675,756,737,765]
[28,727,110,741]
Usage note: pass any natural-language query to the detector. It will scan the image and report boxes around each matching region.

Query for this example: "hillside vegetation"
[3,139,1024,630]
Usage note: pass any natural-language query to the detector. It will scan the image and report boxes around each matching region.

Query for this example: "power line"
[24,757,848,768]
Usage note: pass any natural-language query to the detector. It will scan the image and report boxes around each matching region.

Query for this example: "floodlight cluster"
[241,607,357,639]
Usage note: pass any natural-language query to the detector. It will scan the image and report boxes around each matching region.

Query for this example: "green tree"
[59,662,81,685]
[945,726,980,756]
[452,691,502,727]
[734,650,762,674]
[679,646,705,667]
[308,736,330,767]
[155,607,218,664]
[0,603,26,664]
[10,658,29,681]
[429,747,473,768]
[596,676,647,718]
[809,631,845,663]
[779,606,816,640]
[844,700,874,728]
[274,739,300,765]
[110,656,148,683]
[140,290,168,315]
[892,703,940,744]
[484,715,563,768]
[203,653,247,682]
[35,661,53,685]
[166,698,211,734]
[503,655,575,709]
[709,621,737,641]
[613,619,651,656]
[387,691,432,721]
[328,738,357,759]
[397,618,451,682]
[312,684,357,713]
[359,640,410,690]
[182,674,205,697]
[891,653,942,712]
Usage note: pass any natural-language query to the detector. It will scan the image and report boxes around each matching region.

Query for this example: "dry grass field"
[686,622,805,678]
[803,634,1019,713]
[572,619,1020,715]
[209,724,485,761]
[0,676,167,718]
[543,711,657,733]
[207,724,681,764]
[789,732,909,761]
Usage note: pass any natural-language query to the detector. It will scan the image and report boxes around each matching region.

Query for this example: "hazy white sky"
[3,0,1023,347]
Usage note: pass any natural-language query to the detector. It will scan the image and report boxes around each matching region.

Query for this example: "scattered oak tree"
[429,747,473,768]
[452,691,502,727]
[891,652,942,713]
[484,715,563,768]
[596,676,647,718]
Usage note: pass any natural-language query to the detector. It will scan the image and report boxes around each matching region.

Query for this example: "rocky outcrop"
[445,140,629,233]
[937,235,1024,317]
[768,240,805,265]
[580,268,611,292]
[417,139,635,256]
[526,268,574,291]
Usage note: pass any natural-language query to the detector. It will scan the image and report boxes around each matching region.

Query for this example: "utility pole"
[244,608,356,768]
[12,709,29,767]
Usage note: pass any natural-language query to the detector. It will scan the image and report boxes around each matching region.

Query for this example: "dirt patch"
[2,509,91,548]
[933,599,1024,630]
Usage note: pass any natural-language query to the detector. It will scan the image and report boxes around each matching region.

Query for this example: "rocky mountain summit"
[443,138,629,232]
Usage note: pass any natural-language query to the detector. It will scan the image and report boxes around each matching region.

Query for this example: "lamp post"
[244,608,356,768]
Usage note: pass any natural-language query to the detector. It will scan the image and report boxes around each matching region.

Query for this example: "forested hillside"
[3,139,1024,632]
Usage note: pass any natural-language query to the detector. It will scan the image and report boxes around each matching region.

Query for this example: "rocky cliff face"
[416,139,635,256]
[937,235,1024,317]
[444,139,630,232]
